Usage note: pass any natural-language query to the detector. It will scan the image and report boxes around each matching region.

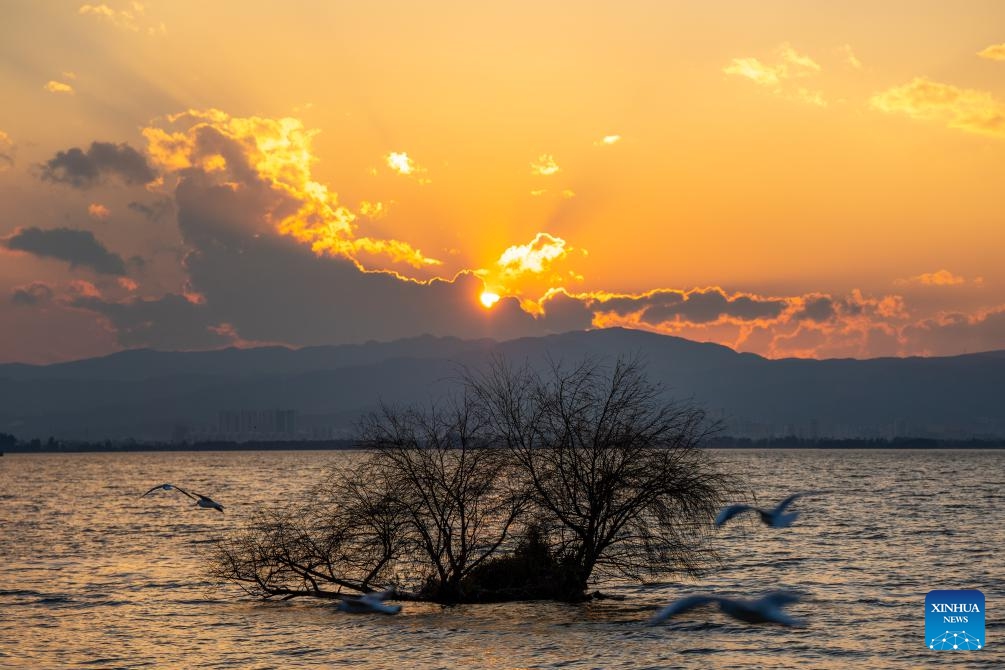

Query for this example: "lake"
[1,449,1002,668]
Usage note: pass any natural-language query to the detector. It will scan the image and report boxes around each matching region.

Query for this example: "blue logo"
[926,590,984,650]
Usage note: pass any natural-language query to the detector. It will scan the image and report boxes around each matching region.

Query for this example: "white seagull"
[141,483,224,513]
[715,492,814,528]
[650,591,805,626]
[336,589,402,615]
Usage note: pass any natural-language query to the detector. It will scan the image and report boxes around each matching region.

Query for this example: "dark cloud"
[794,296,835,322]
[602,287,787,325]
[70,293,236,350]
[903,309,1005,356]
[11,282,54,307]
[596,288,788,325]
[67,159,586,349]
[2,227,127,275]
[128,197,174,223]
[536,291,594,333]
[601,291,684,316]
[41,141,157,189]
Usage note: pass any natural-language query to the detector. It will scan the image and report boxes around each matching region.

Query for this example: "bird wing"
[140,483,172,498]
[715,504,756,527]
[773,493,806,514]
[763,609,804,627]
[170,485,199,501]
[758,591,803,608]
[650,595,719,624]
[360,589,394,603]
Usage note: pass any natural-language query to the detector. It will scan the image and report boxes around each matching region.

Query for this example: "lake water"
[1,449,1002,669]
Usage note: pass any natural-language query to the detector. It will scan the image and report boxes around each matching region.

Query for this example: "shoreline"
[4,437,1005,454]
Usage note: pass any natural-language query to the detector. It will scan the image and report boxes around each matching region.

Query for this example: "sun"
[480,291,500,308]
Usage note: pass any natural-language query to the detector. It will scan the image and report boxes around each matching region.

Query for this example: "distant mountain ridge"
[2,328,1003,441]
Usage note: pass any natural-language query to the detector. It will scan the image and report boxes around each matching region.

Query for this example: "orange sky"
[1,1,1004,362]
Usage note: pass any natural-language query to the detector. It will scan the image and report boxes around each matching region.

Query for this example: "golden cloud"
[358,200,387,219]
[78,2,165,35]
[778,43,821,72]
[386,151,416,175]
[978,43,1005,61]
[530,154,560,176]
[723,57,783,86]
[839,44,863,69]
[88,203,111,220]
[870,77,1005,138]
[142,109,441,271]
[477,232,581,306]
[895,269,967,287]
[724,43,825,106]
[497,232,569,278]
[45,80,74,94]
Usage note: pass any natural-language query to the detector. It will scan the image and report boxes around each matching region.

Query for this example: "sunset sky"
[2,1,1004,363]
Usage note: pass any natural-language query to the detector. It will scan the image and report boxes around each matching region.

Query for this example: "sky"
[1,1,1004,363]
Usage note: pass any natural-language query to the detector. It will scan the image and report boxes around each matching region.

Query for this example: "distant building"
[217,409,298,440]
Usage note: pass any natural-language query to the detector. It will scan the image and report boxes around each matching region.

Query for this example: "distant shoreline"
[3,436,1004,453]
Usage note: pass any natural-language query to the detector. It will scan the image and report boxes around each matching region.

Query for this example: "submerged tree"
[358,398,527,601]
[212,355,736,604]
[468,356,730,598]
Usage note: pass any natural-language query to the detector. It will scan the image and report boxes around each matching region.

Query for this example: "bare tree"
[210,463,410,600]
[359,397,527,601]
[212,355,734,604]
[468,355,733,599]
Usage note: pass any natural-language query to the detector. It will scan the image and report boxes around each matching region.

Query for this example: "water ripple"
[1,449,1002,668]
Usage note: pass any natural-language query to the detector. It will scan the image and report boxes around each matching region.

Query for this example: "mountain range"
[2,328,1003,441]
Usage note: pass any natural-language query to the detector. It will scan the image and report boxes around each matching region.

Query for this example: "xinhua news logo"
[926,590,984,651]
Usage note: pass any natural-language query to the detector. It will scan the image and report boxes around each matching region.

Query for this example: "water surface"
[1,449,1002,668]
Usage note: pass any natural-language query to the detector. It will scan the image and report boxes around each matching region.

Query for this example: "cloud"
[44,80,74,94]
[478,232,581,304]
[42,106,1004,361]
[595,134,621,146]
[593,287,788,325]
[895,269,967,287]
[724,57,783,86]
[142,110,438,271]
[65,111,589,350]
[497,233,569,278]
[530,154,560,176]
[978,43,1005,61]
[792,295,835,322]
[778,43,821,72]
[870,77,1005,138]
[41,141,158,188]
[358,200,387,219]
[11,282,54,307]
[127,197,173,222]
[78,2,165,35]
[2,227,127,275]
[0,130,13,168]
[385,152,430,183]
[88,203,111,220]
[839,44,863,69]
[386,151,422,176]
[724,43,826,106]
[70,293,237,350]
[902,307,1005,356]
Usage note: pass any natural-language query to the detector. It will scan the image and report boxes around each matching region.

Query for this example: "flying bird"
[336,589,402,615]
[141,483,224,513]
[650,591,805,626]
[715,492,815,528]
